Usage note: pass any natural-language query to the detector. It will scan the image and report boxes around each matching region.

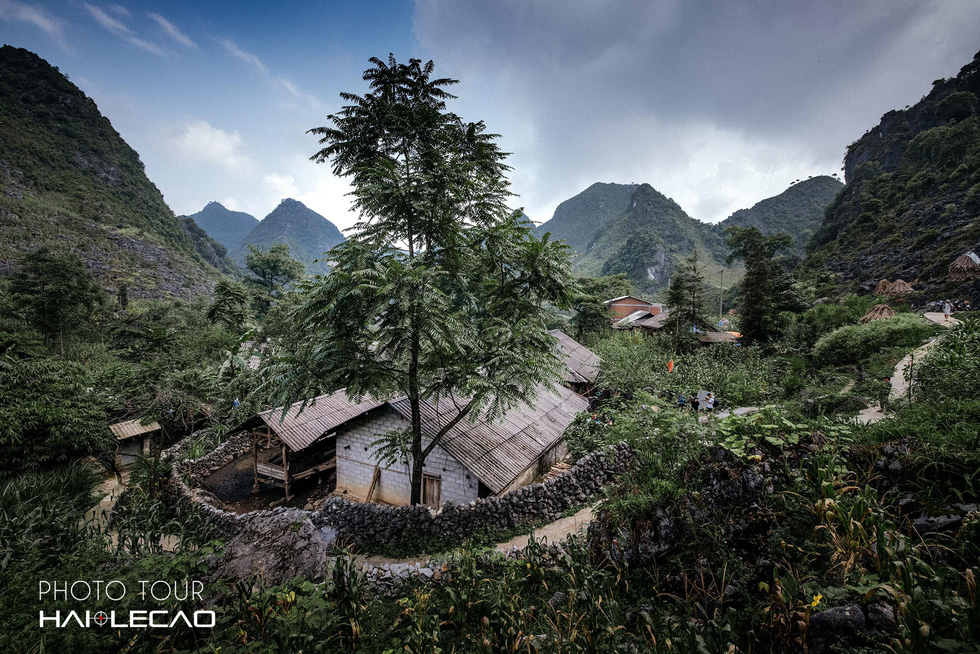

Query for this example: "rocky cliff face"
[807,51,980,302]
[0,46,233,298]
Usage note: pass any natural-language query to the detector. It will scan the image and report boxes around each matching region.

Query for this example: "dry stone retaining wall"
[311,442,634,547]
[164,431,632,580]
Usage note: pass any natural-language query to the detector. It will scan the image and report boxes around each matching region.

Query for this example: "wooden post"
[366,466,381,503]
[282,442,290,500]
[251,430,260,494]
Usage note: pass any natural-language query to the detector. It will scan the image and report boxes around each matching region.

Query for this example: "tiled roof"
[389,384,588,493]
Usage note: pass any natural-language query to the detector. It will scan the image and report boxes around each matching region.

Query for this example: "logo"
[94,611,109,627]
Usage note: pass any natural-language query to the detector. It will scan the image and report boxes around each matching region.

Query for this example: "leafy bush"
[0,356,111,475]
[812,314,938,365]
[594,331,778,406]
[914,318,980,404]
[778,294,875,354]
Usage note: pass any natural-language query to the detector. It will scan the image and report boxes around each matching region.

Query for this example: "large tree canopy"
[269,55,575,504]
[726,226,805,343]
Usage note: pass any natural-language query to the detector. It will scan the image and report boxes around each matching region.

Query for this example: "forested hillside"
[233,198,344,275]
[807,50,980,301]
[718,175,843,254]
[186,201,258,254]
[0,46,233,297]
[534,177,841,294]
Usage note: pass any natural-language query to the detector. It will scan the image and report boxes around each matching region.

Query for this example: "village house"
[604,295,664,320]
[550,329,600,393]
[612,309,671,333]
[238,331,596,507]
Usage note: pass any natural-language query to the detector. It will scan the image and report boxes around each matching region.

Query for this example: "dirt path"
[923,312,962,327]
[495,505,595,552]
[84,469,130,530]
[858,313,957,424]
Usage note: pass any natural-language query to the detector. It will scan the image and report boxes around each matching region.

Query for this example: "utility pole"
[719,268,724,325]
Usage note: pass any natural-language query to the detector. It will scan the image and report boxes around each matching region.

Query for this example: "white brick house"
[332,383,587,507]
[246,333,597,507]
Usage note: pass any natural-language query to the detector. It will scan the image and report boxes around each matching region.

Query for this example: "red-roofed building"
[604,295,663,320]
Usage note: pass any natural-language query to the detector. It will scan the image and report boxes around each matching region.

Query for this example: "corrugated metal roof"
[614,310,670,330]
[258,390,386,451]
[635,312,671,329]
[549,329,599,384]
[109,419,161,440]
[389,384,588,493]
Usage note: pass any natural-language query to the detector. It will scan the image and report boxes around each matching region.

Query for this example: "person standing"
[943,299,953,321]
[678,392,688,410]
[690,395,700,412]
[705,393,715,413]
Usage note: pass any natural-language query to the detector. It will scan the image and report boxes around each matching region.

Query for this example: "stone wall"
[312,442,634,548]
[164,429,633,579]
[165,429,253,535]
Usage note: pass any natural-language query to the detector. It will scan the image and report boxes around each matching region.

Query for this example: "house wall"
[334,408,479,507]
[608,297,662,319]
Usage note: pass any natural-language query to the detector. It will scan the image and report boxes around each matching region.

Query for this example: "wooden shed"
[109,418,161,468]
[247,391,387,499]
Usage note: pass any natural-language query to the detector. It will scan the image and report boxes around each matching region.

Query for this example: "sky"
[2,1,980,231]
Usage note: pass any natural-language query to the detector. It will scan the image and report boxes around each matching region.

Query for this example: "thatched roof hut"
[860,304,896,323]
[874,279,892,295]
[888,279,914,297]
[949,252,980,282]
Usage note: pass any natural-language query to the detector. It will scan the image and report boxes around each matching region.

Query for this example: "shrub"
[812,314,938,366]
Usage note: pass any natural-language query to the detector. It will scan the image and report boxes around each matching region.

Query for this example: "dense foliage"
[812,313,939,365]
[808,49,980,301]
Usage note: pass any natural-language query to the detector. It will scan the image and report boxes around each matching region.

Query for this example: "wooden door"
[422,473,441,508]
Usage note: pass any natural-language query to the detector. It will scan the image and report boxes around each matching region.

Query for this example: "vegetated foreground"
[3,300,978,652]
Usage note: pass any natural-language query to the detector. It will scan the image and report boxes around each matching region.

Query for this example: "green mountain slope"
[807,50,980,300]
[718,175,843,254]
[0,46,234,297]
[234,199,345,275]
[187,201,259,254]
[532,182,638,253]
[535,178,841,294]
[579,184,728,289]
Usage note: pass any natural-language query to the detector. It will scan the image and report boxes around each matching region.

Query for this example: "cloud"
[414,0,980,224]
[169,119,253,172]
[147,12,196,49]
[83,3,162,55]
[108,3,129,17]
[219,38,266,73]
[263,172,299,197]
[0,0,65,42]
